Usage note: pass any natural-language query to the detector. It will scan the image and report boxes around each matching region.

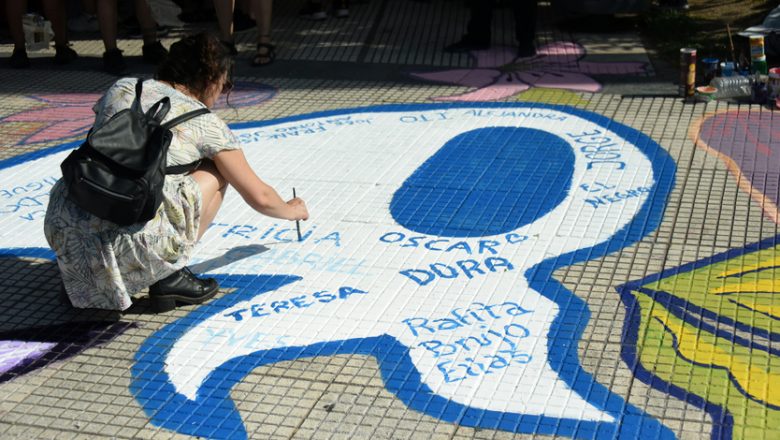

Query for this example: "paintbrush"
[726,24,738,67]
[293,188,302,242]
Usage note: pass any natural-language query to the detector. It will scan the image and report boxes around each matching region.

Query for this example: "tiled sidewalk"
[0,1,778,440]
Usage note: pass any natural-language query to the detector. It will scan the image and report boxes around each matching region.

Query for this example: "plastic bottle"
[710,75,753,99]
[21,13,53,51]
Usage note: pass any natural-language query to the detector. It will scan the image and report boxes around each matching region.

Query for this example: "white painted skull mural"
[0,104,676,439]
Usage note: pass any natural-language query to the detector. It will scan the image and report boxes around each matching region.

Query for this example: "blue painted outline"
[0,103,677,439]
[618,233,780,440]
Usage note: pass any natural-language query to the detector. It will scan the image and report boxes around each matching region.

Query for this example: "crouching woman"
[44,32,308,312]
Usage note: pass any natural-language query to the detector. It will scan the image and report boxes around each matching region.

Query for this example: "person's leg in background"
[5,0,31,68]
[213,0,238,53]
[513,0,537,57]
[135,0,168,63]
[96,0,127,74]
[42,0,79,64]
[5,0,78,68]
[444,0,494,52]
[251,0,275,66]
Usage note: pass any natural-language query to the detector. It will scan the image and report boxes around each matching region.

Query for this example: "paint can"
[720,61,735,77]
[751,56,768,75]
[701,57,719,84]
[679,48,697,98]
[749,35,766,59]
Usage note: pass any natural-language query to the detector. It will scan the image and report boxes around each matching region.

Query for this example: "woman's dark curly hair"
[156,32,233,101]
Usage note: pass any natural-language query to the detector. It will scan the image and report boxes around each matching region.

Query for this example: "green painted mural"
[620,236,780,440]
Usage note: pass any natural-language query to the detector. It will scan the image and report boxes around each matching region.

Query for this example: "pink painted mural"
[411,41,648,101]
[0,82,276,147]
[693,110,780,224]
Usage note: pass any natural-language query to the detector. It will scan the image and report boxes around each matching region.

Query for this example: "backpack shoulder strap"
[132,78,144,112]
[162,107,213,175]
[161,107,211,129]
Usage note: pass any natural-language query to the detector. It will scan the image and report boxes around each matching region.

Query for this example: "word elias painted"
[404,301,535,383]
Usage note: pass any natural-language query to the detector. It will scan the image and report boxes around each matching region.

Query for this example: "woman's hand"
[288,197,309,221]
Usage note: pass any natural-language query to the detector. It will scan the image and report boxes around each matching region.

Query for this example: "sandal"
[252,42,276,67]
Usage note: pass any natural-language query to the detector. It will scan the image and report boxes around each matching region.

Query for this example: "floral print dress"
[44,78,240,310]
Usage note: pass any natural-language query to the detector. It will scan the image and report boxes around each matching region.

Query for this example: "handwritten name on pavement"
[404,301,535,383]
[379,232,527,286]
[237,116,373,143]
[0,176,59,221]
[223,286,368,322]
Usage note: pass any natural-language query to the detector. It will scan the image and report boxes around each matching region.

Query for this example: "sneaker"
[68,12,99,33]
[9,48,30,68]
[299,2,327,20]
[142,41,168,64]
[148,267,219,313]
[103,48,127,75]
[54,44,78,65]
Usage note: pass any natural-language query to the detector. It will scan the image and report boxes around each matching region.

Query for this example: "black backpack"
[61,78,210,226]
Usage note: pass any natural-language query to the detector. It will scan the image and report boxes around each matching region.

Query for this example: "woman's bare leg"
[190,161,228,240]
[134,0,158,45]
[42,0,69,47]
[96,0,118,51]
[6,0,27,51]
[213,0,235,43]
[252,0,272,45]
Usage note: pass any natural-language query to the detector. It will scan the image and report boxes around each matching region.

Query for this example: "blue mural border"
[617,233,780,440]
[0,103,677,439]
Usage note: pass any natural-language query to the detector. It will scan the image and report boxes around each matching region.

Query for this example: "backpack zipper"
[78,176,136,201]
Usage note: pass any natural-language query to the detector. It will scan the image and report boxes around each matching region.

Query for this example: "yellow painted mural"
[621,236,780,440]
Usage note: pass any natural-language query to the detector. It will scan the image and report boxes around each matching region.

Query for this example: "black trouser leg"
[513,0,537,48]
[465,0,494,44]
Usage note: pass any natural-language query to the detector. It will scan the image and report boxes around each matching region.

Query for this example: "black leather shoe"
[142,41,168,64]
[103,48,127,75]
[148,268,218,313]
[9,48,30,68]
[54,44,78,65]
